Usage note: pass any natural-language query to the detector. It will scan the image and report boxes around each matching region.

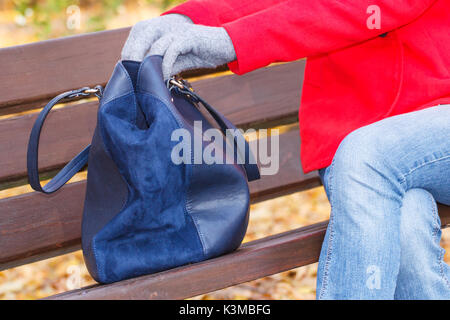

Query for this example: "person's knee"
[332,125,393,183]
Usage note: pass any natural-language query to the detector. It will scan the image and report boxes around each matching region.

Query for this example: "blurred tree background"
[0,0,449,300]
[0,0,183,47]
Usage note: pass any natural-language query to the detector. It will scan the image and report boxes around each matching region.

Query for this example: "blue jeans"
[316,105,450,299]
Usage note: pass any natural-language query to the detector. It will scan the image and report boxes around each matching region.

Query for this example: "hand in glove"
[121,14,193,62]
[121,14,236,79]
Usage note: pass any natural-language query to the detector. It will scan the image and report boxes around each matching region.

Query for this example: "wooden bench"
[0,28,449,300]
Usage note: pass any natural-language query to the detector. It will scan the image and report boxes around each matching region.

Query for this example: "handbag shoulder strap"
[27,86,102,194]
[169,79,260,182]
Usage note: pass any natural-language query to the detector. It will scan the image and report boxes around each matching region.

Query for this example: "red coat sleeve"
[164,0,436,75]
[223,0,436,74]
[162,0,281,27]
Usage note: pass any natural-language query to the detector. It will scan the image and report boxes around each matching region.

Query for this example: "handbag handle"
[168,79,260,181]
[28,79,259,194]
[27,86,103,194]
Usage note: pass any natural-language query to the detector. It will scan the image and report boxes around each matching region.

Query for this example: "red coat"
[164,0,450,173]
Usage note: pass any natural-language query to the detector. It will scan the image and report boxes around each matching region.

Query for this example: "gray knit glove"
[121,14,236,79]
[122,14,193,62]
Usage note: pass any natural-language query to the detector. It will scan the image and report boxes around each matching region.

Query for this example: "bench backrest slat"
[0,29,129,112]
[0,129,321,271]
[0,61,304,183]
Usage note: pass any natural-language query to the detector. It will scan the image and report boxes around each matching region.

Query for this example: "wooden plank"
[0,28,129,110]
[0,61,305,183]
[0,181,87,271]
[0,25,233,115]
[47,221,328,300]
[49,209,450,301]
[441,204,450,227]
[0,130,319,271]
[46,204,450,300]
[0,102,97,182]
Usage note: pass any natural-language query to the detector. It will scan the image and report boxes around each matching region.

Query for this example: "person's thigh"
[328,105,450,203]
[386,107,450,205]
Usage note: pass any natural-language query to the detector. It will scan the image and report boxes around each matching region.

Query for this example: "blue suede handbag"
[27,55,259,283]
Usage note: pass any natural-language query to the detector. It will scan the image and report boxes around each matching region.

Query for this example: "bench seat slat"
[47,221,329,300]
[50,211,450,300]
[49,204,450,300]
[0,61,304,183]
